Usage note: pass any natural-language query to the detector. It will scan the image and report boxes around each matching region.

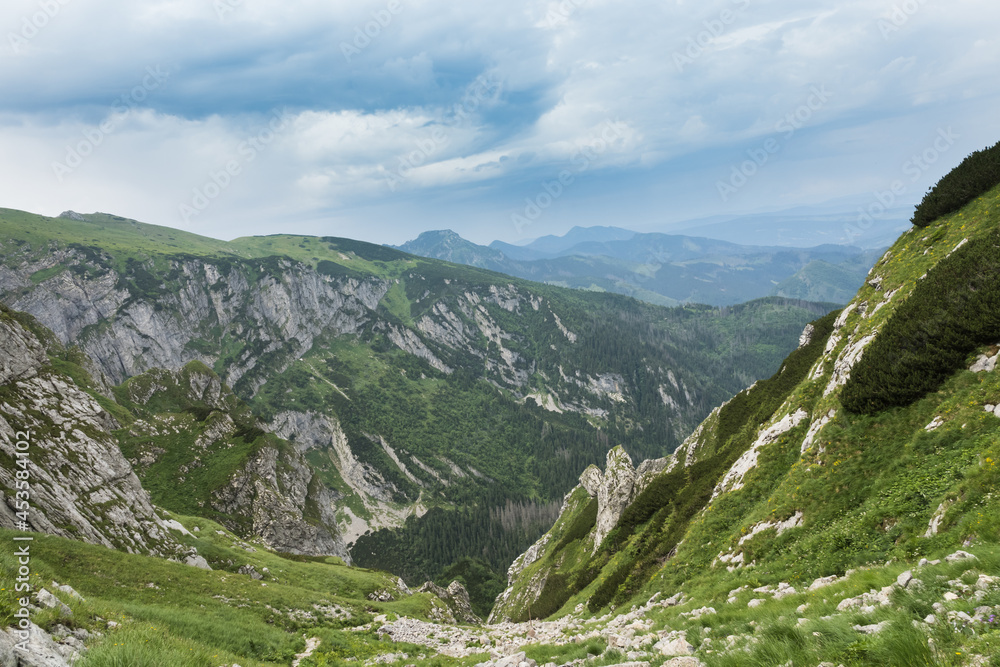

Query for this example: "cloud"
[0,0,998,244]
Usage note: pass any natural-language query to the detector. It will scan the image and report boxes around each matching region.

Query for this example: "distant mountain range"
[395,227,884,307]
[669,201,912,250]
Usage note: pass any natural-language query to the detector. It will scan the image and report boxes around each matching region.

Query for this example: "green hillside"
[2,149,1000,666]
[0,519,445,667]
[0,207,832,613]
[490,175,1000,662]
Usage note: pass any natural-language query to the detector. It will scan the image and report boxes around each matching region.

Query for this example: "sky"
[0,0,998,247]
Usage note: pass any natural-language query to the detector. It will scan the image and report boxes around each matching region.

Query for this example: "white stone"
[3,622,74,667]
[662,659,704,667]
[36,589,71,616]
[970,350,998,373]
[184,553,212,570]
[945,550,977,563]
[824,334,877,396]
[738,512,804,546]
[715,409,808,496]
[924,416,944,432]
[925,502,951,538]
[853,621,890,635]
[808,575,839,591]
[800,410,836,454]
[773,586,797,601]
[653,637,694,657]
[798,324,816,348]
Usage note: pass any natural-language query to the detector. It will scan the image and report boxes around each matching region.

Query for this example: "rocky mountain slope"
[0,304,349,568]
[0,208,830,589]
[486,177,1000,662]
[113,362,350,561]
[0,306,181,558]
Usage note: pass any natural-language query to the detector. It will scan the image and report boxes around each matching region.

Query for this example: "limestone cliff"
[0,308,180,556]
[115,363,352,561]
[2,250,388,395]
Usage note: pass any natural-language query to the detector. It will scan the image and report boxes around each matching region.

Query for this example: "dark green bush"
[911,140,1000,227]
[552,498,598,553]
[842,228,1000,414]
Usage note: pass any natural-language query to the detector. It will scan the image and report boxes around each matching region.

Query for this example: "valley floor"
[5,519,1000,667]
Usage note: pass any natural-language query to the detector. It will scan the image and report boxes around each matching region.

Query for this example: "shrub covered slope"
[492,170,1000,663]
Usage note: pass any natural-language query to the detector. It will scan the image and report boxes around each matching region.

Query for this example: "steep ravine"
[0,212,833,571]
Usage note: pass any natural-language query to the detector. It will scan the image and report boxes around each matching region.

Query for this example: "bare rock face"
[3,252,390,395]
[270,410,336,453]
[798,323,816,348]
[2,622,77,667]
[0,315,48,385]
[491,449,643,621]
[634,456,671,497]
[0,316,179,557]
[589,446,637,552]
[211,445,350,562]
[579,464,602,496]
[418,581,481,625]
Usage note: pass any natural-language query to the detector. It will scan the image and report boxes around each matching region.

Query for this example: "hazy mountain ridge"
[396,228,881,307]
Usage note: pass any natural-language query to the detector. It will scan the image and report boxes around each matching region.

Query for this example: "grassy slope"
[657,186,1000,663]
[0,209,237,267]
[0,516,454,667]
[494,184,1000,662]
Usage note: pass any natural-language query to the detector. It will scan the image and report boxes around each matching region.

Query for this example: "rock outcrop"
[0,313,180,556]
[418,581,481,625]
[491,448,672,621]
[589,446,637,552]
[0,314,48,385]
[212,444,349,561]
[116,364,353,561]
[1,621,82,667]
